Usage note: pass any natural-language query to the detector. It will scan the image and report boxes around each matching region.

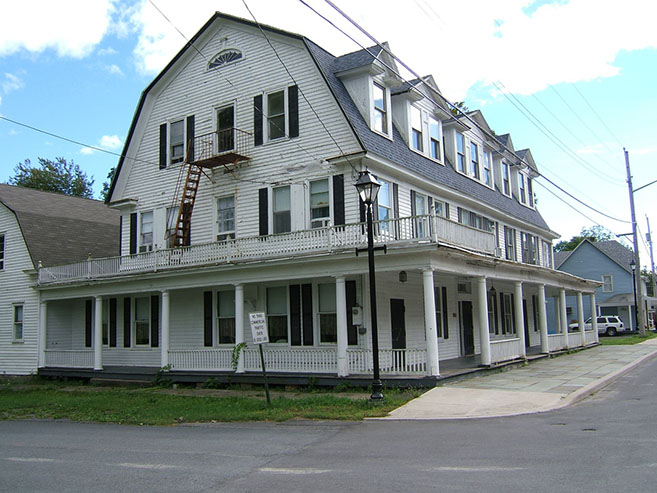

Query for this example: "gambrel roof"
[0,184,120,267]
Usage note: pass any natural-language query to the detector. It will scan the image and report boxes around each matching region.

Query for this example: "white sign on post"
[249,312,269,345]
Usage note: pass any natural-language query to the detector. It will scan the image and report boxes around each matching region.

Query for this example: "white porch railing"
[44,350,94,368]
[243,347,338,373]
[490,338,522,363]
[169,349,233,371]
[548,333,567,352]
[347,348,427,375]
[568,331,584,347]
[38,214,497,285]
[584,330,597,345]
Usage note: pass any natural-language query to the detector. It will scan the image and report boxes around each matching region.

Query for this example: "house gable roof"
[0,184,120,267]
[558,239,634,274]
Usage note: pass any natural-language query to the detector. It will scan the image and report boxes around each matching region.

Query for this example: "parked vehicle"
[569,316,625,336]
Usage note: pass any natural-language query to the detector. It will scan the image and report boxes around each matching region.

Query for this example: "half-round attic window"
[208,49,242,70]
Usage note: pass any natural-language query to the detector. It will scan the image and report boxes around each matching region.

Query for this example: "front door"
[390,299,406,350]
[217,105,234,152]
[459,300,475,356]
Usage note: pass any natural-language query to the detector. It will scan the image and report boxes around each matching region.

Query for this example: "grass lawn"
[599,331,657,346]
[0,378,422,426]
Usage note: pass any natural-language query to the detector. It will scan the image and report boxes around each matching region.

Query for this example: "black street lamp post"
[354,170,384,400]
[630,259,639,332]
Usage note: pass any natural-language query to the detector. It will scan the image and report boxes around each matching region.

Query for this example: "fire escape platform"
[190,152,249,169]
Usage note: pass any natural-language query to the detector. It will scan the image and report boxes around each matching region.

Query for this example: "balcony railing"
[189,128,251,169]
[38,214,496,285]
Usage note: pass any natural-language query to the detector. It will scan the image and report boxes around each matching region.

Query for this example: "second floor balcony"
[37,214,498,285]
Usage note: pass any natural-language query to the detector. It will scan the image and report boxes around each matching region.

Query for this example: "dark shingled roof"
[332,45,382,73]
[305,39,551,231]
[0,184,120,267]
[592,240,634,272]
[554,250,573,268]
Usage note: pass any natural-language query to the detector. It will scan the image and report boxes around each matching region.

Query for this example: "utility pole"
[625,148,645,336]
[647,215,656,328]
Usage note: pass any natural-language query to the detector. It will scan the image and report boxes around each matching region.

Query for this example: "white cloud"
[100,134,122,149]
[2,72,24,94]
[97,47,118,56]
[0,0,116,58]
[80,147,95,155]
[104,64,124,76]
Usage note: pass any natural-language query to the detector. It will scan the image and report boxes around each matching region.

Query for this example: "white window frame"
[372,81,390,136]
[501,293,515,335]
[502,162,511,196]
[527,177,534,207]
[410,105,423,152]
[434,287,445,339]
[215,102,236,153]
[216,290,236,345]
[166,206,177,245]
[483,150,493,188]
[428,116,442,162]
[602,274,613,293]
[519,172,527,205]
[470,142,480,180]
[504,226,516,261]
[317,283,338,344]
[432,198,448,218]
[455,133,466,173]
[216,195,236,241]
[272,185,292,234]
[377,180,392,232]
[309,178,331,229]
[169,119,185,165]
[265,89,287,142]
[266,285,289,344]
[139,211,153,253]
[13,303,24,342]
[133,297,151,347]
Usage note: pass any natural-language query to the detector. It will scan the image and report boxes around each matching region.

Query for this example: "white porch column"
[335,276,349,377]
[94,296,103,370]
[538,284,549,353]
[590,293,599,343]
[514,281,526,358]
[235,284,245,373]
[161,290,170,368]
[560,288,569,349]
[38,300,47,368]
[476,277,491,366]
[422,269,440,376]
[577,291,586,347]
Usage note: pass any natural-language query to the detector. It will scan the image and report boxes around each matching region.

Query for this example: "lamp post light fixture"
[354,170,384,400]
[630,258,639,332]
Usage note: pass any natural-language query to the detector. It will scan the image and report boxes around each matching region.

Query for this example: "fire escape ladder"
[171,163,202,248]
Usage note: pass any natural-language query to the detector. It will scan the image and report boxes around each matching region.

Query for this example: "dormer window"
[470,142,480,180]
[373,82,388,134]
[429,117,441,161]
[208,49,242,70]
[483,150,492,187]
[527,177,534,207]
[519,172,527,204]
[411,106,423,152]
[502,162,511,196]
[456,133,466,173]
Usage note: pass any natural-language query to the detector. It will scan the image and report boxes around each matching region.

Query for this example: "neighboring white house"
[33,12,600,383]
[0,184,119,375]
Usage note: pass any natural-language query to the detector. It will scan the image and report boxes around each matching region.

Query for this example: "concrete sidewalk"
[383,338,657,420]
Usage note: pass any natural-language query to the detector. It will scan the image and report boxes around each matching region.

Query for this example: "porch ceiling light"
[355,170,381,205]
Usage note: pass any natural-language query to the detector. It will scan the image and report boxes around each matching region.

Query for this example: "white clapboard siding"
[0,205,39,375]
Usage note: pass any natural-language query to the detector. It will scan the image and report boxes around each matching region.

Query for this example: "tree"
[450,101,470,116]
[100,166,116,202]
[8,157,94,198]
[554,225,617,252]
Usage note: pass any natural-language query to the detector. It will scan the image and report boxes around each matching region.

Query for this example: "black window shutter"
[159,123,167,169]
[254,95,263,146]
[500,294,506,334]
[332,174,345,226]
[186,115,195,162]
[428,197,433,214]
[493,293,499,334]
[511,293,516,334]
[85,300,92,348]
[393,183,400,239]
[123,298,131,348]
[290,285,301,346]
[129,213,137,255]
[441,286,449,339]
[203,291,213,347]
[410,190,417,216]
[288,85,299,138]
[109,298,117,347]
[258,188,268,236]
[346,280,357,345]
[150,295,159,348]
[302,283,313,346]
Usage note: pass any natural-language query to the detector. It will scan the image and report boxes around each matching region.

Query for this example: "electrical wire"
[570,83,624,148]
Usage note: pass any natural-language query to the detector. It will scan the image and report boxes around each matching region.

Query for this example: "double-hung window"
[434,287,444,338]
[488,289,497,335]
[0,233,5,270]
[470,142,480,179]
[502,162,511,196]
[504,226,516,261]
[413,192,427,237]
[456,133,466,173]
[411,106,423,152]
[102,299,110,346]
[13,304,23,342]
[267,286,288,343]
[217,196,235,241]
[139,211,153,252]
[501,293,514,334]
[267,90,286,140]
[429,117,441,161]
[373,82,388,134]
[273,186,291,234]
[134,297,150,346]
[170,119,185,164]
[602,275,613,292]
[483,151,492,187]
[527,177,534,207]
[318,283,337,343]
[377,180,391,232]
[310,179,330,228]
[519,173,527,204]
[216,291,236,344]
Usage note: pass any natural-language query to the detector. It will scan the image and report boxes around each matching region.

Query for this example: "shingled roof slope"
[0,184,120,267]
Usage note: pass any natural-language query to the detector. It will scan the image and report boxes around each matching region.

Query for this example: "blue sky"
[1,0,656,267]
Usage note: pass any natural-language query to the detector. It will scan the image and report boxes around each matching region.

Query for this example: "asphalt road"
[2,356,657,492]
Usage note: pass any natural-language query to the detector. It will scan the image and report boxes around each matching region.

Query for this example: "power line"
[570,83,624,148]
